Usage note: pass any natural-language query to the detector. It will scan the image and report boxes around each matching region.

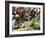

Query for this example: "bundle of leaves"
[30,16,40,30]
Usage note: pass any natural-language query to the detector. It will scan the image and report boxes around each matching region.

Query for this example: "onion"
[15,14,20,19]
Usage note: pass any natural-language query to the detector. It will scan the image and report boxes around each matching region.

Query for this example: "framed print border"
[5,1,45,37]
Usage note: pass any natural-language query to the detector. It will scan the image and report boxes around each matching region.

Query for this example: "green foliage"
[30,16,40,30]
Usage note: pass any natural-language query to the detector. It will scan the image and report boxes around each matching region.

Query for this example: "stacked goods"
[12,7,40,31]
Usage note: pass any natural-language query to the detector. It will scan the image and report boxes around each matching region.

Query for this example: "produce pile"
[12,7,40,31]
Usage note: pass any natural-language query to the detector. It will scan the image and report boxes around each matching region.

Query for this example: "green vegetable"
[30,16,40,30]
